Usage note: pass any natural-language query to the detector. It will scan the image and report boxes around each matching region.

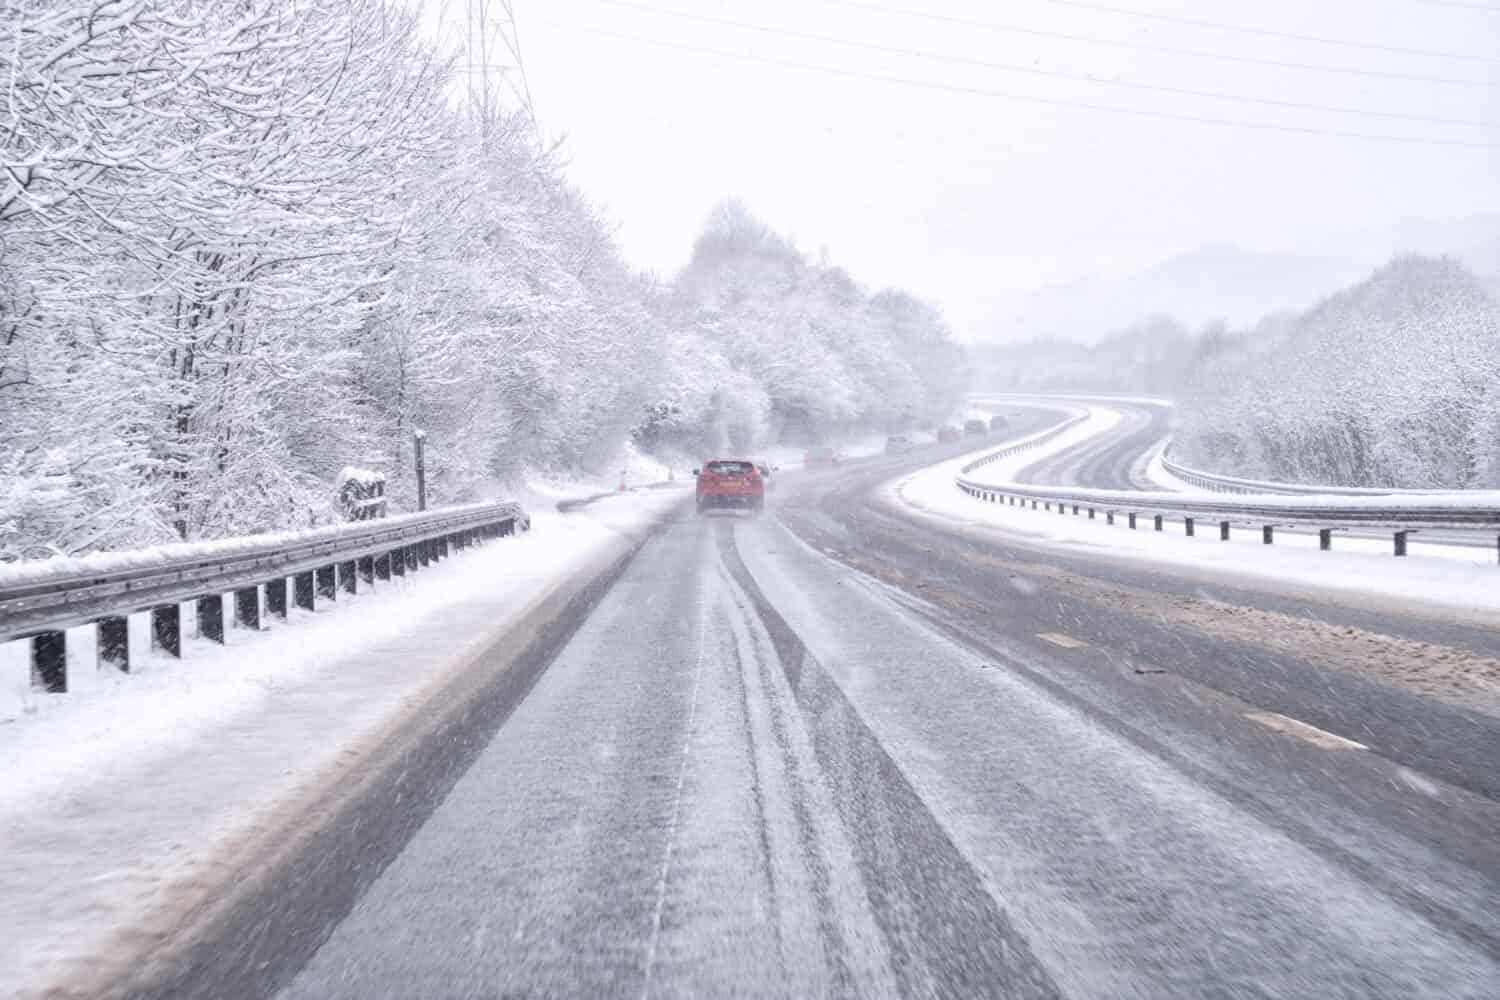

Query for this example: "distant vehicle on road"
[755,461,776,489]
[989,414,1009,432]
[885,435,914,454]
[693,458,764,513]
[804,446,841,467]
[963,419,988,437]
[937,425,961,443]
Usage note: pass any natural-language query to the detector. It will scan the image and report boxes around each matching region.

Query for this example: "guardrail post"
[1394,531,1408,557]
[1058,504,1065,516]
[98,616,129,672]
[294,572,315,610]
[437,535,449,559]
[359,555,375,585]
[406,545,420,572]
[1106,512,1114,525]
[1319,529,1332,551]
[418,540,431,567]
[339,560,357,595]
[1072,504,1079,515]
[31,631,66,692]
[316,565,337,600]
[1088,508,1095,520]
[1044,502,1051,512]
[152,605,181,657]
[377,552,394,580]
[234,587,260,631]
[1185,517,1195,537]
[1220,521,1230,541]
[197,595,224,644]
[1031,500,1039,510]
[1128,513,1137,529]
[1262,525,1274,545]
[266,578,288,620]
[1154,515,1163,531]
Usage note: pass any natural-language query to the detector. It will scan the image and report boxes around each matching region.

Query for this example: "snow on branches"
[1174,256,1500,490]
[0,4,965,561]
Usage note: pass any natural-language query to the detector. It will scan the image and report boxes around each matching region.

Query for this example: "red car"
[937,425,962,443]
[694,458,765,513]
[804,445,841,467]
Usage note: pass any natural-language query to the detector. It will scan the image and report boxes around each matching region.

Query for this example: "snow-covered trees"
[660,200,965,451]
[1174,256,1500,489]
[1,7,964,559]
[3,0,456,555]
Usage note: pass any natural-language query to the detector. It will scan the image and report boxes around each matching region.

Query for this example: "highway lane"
[126,436,1500,999]
[995,397,1497,554]
[1004,399,1171,491]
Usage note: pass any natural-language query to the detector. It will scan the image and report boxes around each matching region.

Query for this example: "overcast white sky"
[432,0,1500,340]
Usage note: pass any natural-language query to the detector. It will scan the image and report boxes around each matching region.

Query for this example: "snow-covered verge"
[516,430,915,511]
[519,442,684,509]
[0,488,684,999]
[891,419,1500,619]
[960,406,1500,522]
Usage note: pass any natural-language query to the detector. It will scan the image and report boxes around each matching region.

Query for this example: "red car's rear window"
[705,461,754,474]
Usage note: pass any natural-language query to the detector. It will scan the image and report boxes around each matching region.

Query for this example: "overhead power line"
[814,0,1500,86]
[592,0,1500,130]
[1413,0,1500,9]
[547,21,1500,149]
[1015,0,1500,64]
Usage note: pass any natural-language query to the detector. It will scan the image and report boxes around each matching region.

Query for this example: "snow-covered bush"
[1174,256,1500,489]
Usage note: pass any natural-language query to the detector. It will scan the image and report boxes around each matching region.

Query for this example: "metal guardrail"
[960,410,1091,473]
[1157,449,1443,498]
[957,425,1500,559]
[0,501,529,693]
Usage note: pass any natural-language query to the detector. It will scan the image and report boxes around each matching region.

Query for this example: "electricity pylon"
[462,0,538,135]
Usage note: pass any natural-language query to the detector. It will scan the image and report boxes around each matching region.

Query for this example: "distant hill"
[972,316,1194,395]
[993,214,1500,344]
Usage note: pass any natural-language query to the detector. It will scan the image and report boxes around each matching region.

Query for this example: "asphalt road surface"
[137,424,1500,999]
[1008,399,1172,490]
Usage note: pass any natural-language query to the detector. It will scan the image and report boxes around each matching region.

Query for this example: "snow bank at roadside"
[961,408,1500,516]
[894,449,1500,616]
[0,489,682,998]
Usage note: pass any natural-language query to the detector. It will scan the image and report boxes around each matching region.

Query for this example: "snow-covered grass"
[892,412,1500,618]
[516,440,686,509]
[0,488,684,998]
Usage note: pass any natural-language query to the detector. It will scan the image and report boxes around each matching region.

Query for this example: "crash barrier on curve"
[956,430,1500,562]
[0,501,530,694]
[1158,449,1458,498]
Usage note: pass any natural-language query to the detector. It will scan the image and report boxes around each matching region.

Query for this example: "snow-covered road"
[900,398,1500,619]
[4,432,1500,999]
[0,489,687,997]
